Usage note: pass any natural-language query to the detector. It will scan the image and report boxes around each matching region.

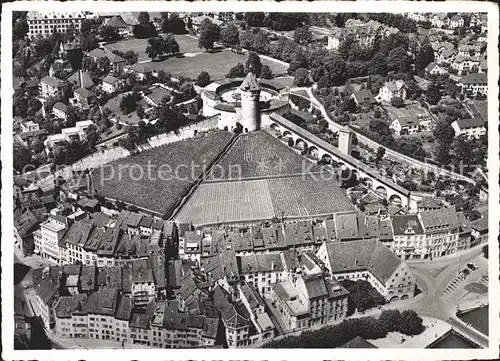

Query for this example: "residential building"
[27,11,87,38]
[451,55,480,74]
[200,250,240,294]
[238,282,275,343]
[124,63,153,81]
[87,48,126,74]
[131,258,157,307]
[430,13,450,28]
[271,272,349,331]
[425,62,446,75]
[102,75,124,94]
[34,270,61,330]
[72,87,97,110]
[53,102,68,120]
[60,220,97,265]
[21,120,40,133]
[33,217,68,262]
[238,253,284,297]
[327,20,398,51]
[377,80,407,103]
[417,197,444,212]
[104,16,132,37]
[451,118,486,138]
[459,73,488,96]
[391,208,471,260]
[44,120,95,152]
[405,13,429,23]
[449,15,465,29]
[350,90,376,107]
[470,216,488,248]
[40,75,64,98]
[316,239,416,302]
[391,116,421,136]
[458,42,486,59]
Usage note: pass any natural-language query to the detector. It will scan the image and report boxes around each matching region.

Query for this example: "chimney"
[79,70,84,88]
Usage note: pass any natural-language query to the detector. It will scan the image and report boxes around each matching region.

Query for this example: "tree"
[452,134,473,168]
[386,46,412,73]
[426,81,442,105]
[137,12,150,26]
[220,23,240,47]
[246,52,262,77]
[98,25,120,41]
[399,310,424,335]
[294,25,312,45]
[13,16,29,41]
[482,244,488,259]
[198,19,220,51]
[244,12,265,27]
[226,63,245,78]
[376,146,385,162]
[261,65,273,79]
[133,23,157,39]
[120,93,139,114]
[287,48,309,74]
[369,52,388,76]
[390,97,405,108]
[13,144,31,172]
[264,13,308,31]
[433,120,455,145]
[163,34,180,55]
[415,41,435,71]
[162,13,187,34]
[379,310,403,332]
[85,124,99,148]
[196,71,211,87]
[79,32,98,52]
[292,68,310,87]
[241,27,270,54]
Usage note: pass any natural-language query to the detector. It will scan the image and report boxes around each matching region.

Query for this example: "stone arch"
[352,170,359,181]
[389,194,403,206]
[376,186,387,198]
[270,123,281,135]
[390,295,399,302]
[401,294,409,300]
[295,138,307,150]
[308,146,319,159]
[361,177,373,188]
[282,130,292,138]
[321,154,333,165]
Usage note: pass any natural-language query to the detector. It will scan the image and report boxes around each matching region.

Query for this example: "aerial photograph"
[10,9,490,351]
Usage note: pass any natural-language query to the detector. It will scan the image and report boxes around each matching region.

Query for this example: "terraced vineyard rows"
[268,174,354,217]
[173,180,275,225]
[208,131,320,180]
[92,131,233,214]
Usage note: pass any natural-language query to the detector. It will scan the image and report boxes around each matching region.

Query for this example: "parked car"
[467,262,478,270]
[463,268,470,276]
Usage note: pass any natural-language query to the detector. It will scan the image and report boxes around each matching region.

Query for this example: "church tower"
[338,126,353,155]
[239,69,261,132]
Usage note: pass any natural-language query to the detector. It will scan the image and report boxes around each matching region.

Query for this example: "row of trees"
[146,34,180,60]
[341,280,386,314]
[262,309,423,348]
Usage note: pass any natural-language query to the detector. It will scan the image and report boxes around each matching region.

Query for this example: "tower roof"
[240,72,261,92]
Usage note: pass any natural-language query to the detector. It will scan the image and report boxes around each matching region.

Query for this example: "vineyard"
[174,174,354,226]
[268,174,354,218]
[208,131,320,180]
[92,131,233,214]
[173,180,275,225]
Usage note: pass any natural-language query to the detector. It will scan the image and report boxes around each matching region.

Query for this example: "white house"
[425,62,446,75]
[377,80,407,103]
[390,116,420,136]
[459,73,488,96]
[33,217,67,263]
[430,13,450,28]
[21,120,40,133]
[451,55,480,74]
[449,15,464,29]
[102,75,124,94]
[27,11,87,38]
[40,75,65,98]
[451,118,486,138]
[124,63,152,81]
[53,102,68,120]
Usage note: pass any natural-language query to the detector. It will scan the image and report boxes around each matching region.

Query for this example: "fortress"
[201,71,290,133]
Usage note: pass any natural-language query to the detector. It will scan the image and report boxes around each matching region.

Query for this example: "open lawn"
[146,48,289,80]
[104,34,201,62]
[383,101,429,121]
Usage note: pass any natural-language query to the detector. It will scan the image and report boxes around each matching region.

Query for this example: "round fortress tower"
[239,70,262,132]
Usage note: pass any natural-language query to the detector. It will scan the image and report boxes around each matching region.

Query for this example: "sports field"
[208,131,320,180]
[174,173,354,226]
[104,34,201,62]
[92,131,233,215]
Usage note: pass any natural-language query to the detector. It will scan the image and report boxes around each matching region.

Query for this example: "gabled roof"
[41,75,64,88]
[74,87,96,98]
[352,90,375,104]
[102,75,121,85]
[340,336,378,348]
[453,117,485,129]
[461,73,487,85]
[391,214,425,235]
[324,239,402,286]
[425,62,439,72]
[53,102,68,113]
